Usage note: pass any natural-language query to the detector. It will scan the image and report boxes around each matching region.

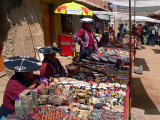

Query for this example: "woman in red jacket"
[73,18,98,61]
[0,56,45,118]
[38,46,67,79]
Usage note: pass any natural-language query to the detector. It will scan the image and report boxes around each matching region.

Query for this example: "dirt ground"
[132,45,160,119]
[1,44,160,119]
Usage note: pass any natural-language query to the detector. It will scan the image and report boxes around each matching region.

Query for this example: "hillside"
[117,6,160,16]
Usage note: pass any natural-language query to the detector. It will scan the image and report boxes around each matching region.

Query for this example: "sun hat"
[80,18,93,23]
[3,56,42,72]
[38,46,62,54]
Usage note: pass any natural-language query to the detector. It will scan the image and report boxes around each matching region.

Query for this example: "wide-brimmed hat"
[80,18,93,23]
[38,46,62,54]
[3,56,42,72]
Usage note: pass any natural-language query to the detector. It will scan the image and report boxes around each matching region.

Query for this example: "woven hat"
[80,18,93,23]
[3,56,42,72]
[38,46,62,54]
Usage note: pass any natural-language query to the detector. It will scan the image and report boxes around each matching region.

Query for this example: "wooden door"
[0,41,4,72]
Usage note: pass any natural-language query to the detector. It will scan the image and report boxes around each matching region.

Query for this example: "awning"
[131,16,156,22]
[96,14,110,20]
[155,20,160,23]
[102,0,160,7]
[92,11,129,20]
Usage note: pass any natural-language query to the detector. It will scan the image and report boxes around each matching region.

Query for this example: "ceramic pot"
[77,92,87,98]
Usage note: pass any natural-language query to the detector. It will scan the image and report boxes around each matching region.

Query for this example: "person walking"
[142,24,148,45]
[158,26,160,45]
[138,24,143,45]
[150,24,157,47]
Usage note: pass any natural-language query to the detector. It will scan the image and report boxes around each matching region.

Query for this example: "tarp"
[156,20,160,23]
[131,16,156,22]
[96,14,110,20]
[102,0,160,7]
[92,11,129,20]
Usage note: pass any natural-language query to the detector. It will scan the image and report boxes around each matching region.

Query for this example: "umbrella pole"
[129,0,132,119]
[134,0,136,62]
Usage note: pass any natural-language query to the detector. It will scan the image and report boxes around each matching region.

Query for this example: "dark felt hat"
[38,46,62,54]
[3,56,42,72]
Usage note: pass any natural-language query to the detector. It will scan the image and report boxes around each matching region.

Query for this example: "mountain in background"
[117,6,160,16]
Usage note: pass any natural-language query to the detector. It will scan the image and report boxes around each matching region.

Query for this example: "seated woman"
[99,32,109,47]
[0,56,45,118]
[38,46,67,79]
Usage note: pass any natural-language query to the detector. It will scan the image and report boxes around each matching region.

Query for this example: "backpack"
[143,28,146,33]
[151,27,156,35]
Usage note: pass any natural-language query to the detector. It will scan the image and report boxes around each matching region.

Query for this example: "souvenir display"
[7,44,132,120]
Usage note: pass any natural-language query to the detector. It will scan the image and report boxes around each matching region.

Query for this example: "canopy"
[156,20,160,23]
[55,2,92,16]
[102,0,160,7]
[131,16,156,22]
[121,16,156,22]
[92,11,129,20]
[96,14,110,20]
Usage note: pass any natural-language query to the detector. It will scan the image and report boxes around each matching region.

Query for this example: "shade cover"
[102,0,160,7]
[96,15,110,20]
[55,2,92,16]
[132,16,156,22]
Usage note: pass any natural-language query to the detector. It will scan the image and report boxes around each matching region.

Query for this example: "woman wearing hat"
[73,18,98,61]
[0,56,45,117]
[38,46,67,79]
[99,32,109,47]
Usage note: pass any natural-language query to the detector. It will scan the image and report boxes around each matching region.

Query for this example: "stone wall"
[0,0,45,75]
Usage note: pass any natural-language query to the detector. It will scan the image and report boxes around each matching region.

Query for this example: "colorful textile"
[73,28,98,49]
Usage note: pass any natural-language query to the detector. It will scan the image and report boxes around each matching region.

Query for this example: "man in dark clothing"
[142,24,148,45]
[150,24,157,46]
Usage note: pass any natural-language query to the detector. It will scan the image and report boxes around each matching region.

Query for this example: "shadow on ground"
[139,46,145,49]
[132,78,160,114]
[152,49,160,54]
[135,58,150,71]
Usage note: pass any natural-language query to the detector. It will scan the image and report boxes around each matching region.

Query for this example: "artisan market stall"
[3,2,133,120]
[4,45,132,120]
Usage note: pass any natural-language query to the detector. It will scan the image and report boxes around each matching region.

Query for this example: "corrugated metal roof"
[75,0,108,11]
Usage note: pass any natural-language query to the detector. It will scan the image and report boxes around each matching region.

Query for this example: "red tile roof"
[75,0,109,11]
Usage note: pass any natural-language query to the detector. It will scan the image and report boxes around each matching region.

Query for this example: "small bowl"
[94,73,100,77]
[77,92,87,98]
[61,81,68,84]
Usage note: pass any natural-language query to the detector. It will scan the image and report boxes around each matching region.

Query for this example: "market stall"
[3,44,133,120]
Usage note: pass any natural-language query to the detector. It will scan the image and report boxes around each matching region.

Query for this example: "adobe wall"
[0,0,45,75]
